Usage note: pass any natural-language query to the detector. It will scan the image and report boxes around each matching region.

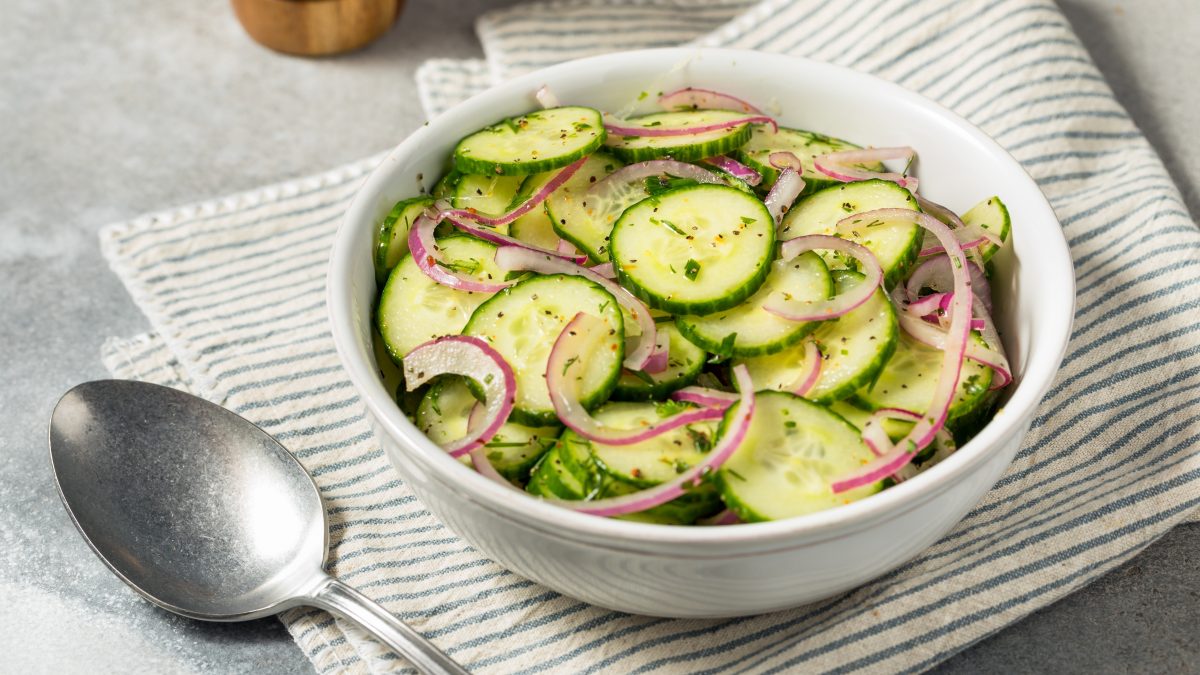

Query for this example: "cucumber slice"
[431,170,463,200]
[376,235,504,363]
[852,331,993,420]
[676,251,832,357]
[718,390,882,522]
[962,195,1010,262]
[526,441,590,500]
[454,106,605,176]
[553,410,722,525]
[781,179,922,288]
[416,378,557,484]
[452,173,524,224]
[463,274,624,426]
[612,323,706,401]
[543,151,624,261]
[570,401,719,486]
[737,125,880,194]
[374,196,433,286]
[606,111,754,163]
[738,270,898,402]
[611,184,775,315]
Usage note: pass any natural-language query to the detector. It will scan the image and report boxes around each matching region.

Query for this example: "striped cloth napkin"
[99,0,1200,672]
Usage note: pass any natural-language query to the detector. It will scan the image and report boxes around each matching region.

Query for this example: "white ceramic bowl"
[328,48,1074,618]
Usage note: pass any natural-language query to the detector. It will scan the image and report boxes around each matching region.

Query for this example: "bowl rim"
[328,47,1076,551]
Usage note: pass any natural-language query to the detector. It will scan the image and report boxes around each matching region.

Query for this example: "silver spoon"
[49,379,468,675]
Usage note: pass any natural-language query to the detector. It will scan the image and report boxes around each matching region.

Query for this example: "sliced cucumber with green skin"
[374,196,433,286]
[738,270,898,402]
[526,441,590,500]
[554,415,722,525]
[376,236,504,364]
[962,195,1010,262]
[568,401,719,486]
[544,151,624,261]
[431,170,463,200]
[454,106,605,176]
[416,378,557,484]
[452,173,524,222]
[676,251,832,357]
[612,323,706,401]
[781,179,922,288]
[737,125,881,195]
[606,111,754,163]
[463,274,624,426]
[852,331,993,420]
[611,184,775,315]
[718,390,882,522]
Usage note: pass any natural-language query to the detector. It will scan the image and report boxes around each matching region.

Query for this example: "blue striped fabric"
[102,0,1199,672]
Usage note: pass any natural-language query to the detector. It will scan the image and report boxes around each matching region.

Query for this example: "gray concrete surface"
[0,0,1195,672]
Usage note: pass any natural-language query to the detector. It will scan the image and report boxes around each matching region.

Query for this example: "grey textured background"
[1,0,1195,672]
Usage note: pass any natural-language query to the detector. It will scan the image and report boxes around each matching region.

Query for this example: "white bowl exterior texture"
[330,48,1075,618]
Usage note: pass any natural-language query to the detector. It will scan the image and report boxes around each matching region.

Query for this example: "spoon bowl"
[49,379,466,674]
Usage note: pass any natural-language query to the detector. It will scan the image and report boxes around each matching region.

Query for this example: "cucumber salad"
[373,85,1013,524]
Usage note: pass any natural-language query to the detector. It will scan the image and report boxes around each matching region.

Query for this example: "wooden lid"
[231,0,404,56]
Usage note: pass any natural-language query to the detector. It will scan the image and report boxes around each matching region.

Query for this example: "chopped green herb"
[630,369,656,385]
[655,400,689,418]
[435,258,482,275]
[714,331,737,356]
[562,356,579,375]
[739,216,757,225]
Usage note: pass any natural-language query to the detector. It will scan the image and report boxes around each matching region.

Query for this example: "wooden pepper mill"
[231,0,404,56]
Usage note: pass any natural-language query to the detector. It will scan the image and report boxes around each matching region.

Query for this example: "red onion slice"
[702,156,762,186]
[493,247,658,371]
[552,363,756,516]
[534,84,559,109]
[769,151,804,172]
[436,157,586,228]
[905,255,991,314]
[603,114,776,138]
[658,87,764,114]
[670,386,739,408]
[832,209,974,493]
[790,339,823,397]
[590,262,616,279]
[893,292,1012,389]
[588,159,725,200]
[402,335,516,457]
[917,195,1003,248]
[641,329,671,374]
[437,207,587,265]
[762,234,883,322]
[764,167,805,226]
[905,291,950,318]
[813,147,918,191]
[698,509,742,526]
[408,214,512,292]
[546,313,725,445]
[555,239,579,257]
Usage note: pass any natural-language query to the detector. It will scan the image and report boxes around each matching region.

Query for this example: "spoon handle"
[306,575,470,675]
